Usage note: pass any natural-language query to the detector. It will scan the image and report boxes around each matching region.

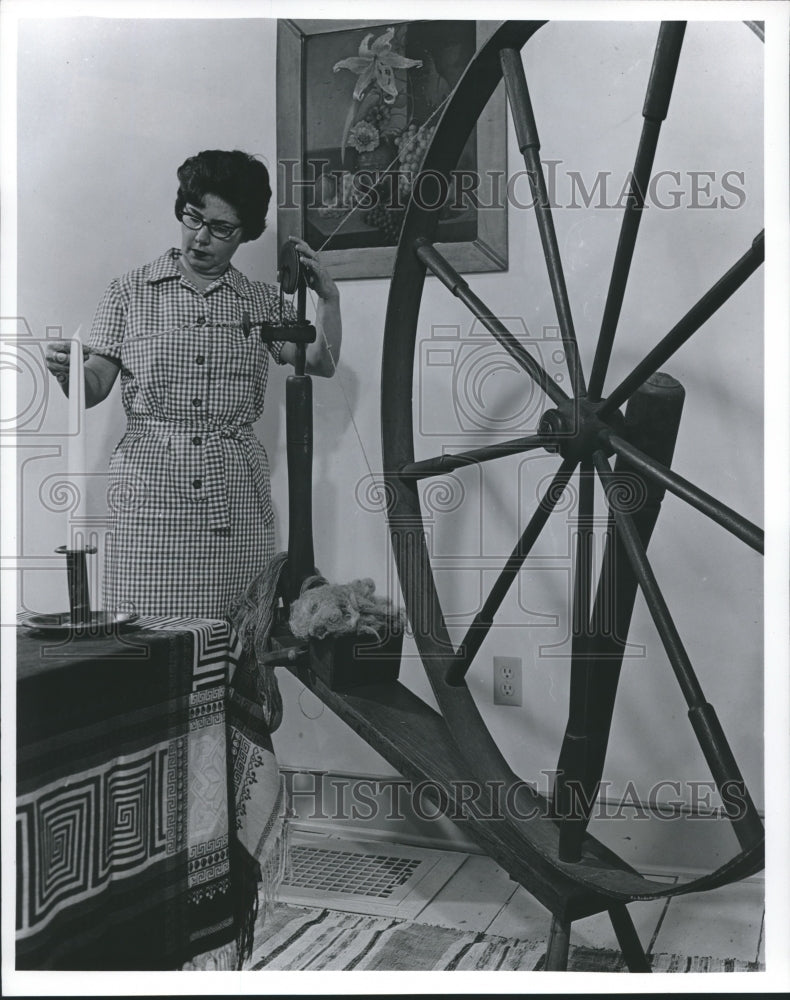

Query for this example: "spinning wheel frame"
[380,20,764,903]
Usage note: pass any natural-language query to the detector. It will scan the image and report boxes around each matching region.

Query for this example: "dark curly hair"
[174,150,271,242]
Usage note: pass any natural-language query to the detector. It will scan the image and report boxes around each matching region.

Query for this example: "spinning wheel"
[379,20,764,968]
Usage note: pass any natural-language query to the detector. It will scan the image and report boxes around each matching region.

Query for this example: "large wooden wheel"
[380,17,764,930]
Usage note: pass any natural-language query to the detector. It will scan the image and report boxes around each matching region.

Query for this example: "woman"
[46,149,341,619]
[44,150,340,971]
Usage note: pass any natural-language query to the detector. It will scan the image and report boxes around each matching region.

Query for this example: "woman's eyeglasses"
[179,208,240,241]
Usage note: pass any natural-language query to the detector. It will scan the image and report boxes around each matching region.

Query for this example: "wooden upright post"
[554,372,686,860]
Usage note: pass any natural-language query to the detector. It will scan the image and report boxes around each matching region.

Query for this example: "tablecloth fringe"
[182,940,238,971]
[236,814,291,969]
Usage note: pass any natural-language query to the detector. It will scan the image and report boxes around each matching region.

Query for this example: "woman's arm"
[305,290,341,377]
[46,277,126,405]
[279,239,342,378]
[84,353,122,406]
[45,344,121,407]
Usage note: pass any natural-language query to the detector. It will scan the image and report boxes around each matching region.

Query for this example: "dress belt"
[125,417,266,531]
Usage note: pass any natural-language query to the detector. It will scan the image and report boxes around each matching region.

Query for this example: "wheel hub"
[538,397,625,462]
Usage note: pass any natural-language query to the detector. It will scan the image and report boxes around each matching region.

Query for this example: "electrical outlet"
[493,656,522,706]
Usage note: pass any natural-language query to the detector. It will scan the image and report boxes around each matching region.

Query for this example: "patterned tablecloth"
[16,616,286,970]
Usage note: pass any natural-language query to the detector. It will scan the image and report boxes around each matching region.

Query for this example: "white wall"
[14,17,764,847]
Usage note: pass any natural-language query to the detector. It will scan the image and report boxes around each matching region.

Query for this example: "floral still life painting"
[301,21,480,252]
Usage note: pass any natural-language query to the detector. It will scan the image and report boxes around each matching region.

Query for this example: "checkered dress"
[89,249,293,618]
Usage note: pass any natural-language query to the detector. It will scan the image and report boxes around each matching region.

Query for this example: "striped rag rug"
[248,903,763,973]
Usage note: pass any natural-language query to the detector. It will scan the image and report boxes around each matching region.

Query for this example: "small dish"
[20,611,140,638]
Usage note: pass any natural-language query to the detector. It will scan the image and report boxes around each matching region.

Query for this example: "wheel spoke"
[588,22,686,400]
[598,231,764,418]
[447,457,577,683]
[555,460,596,861]
[399,434,555,481]
[572,460,595,640]
[594,451,764,849]
[414,239,569,406]
[602,430,763,553]
[500,46,586,398]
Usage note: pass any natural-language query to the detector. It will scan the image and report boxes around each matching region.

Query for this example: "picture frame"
[276,19,508,280]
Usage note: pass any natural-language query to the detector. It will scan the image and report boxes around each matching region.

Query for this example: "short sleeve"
[88,279,126,362]
[267,295,297,366]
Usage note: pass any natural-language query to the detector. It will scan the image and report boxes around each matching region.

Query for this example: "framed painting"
[276,19,507,280]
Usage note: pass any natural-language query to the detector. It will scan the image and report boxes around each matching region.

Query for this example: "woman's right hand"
[45,342,121,406]
[44,343,89,384]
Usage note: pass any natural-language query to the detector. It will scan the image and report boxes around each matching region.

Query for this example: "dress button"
[196,316,207,326]
[192,478,202,489]
[192,397,202,407]
[192,436,202,446]
[195,355,205,365]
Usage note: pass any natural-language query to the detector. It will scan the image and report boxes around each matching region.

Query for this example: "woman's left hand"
[289,237,339,302]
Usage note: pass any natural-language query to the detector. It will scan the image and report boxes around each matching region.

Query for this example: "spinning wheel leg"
[546,905,651,972]
[544,915,571,971]
[609,904,652,972]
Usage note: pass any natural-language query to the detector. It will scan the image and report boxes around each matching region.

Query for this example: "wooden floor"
[280,831,765,965]
[417,852,764,963]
